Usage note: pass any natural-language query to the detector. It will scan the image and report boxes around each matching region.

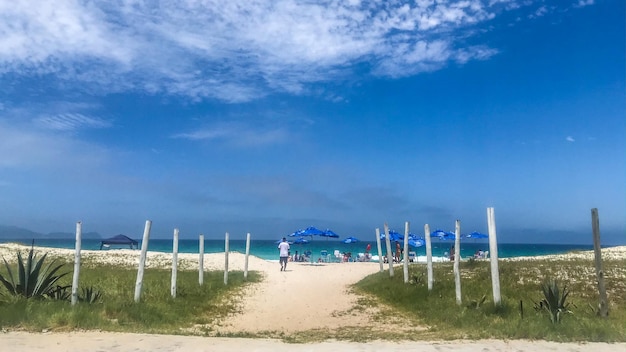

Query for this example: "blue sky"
[0,0,623,244]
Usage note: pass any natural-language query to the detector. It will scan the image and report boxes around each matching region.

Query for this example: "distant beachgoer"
[294,251,299,262]
[449,246,455,261]
[365,243,371,253]
[395,242,401,262]
[278,237,290,271]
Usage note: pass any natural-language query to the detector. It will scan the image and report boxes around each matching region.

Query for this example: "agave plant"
[79,286,103,304]
[0,246,69,299]
[539,278,572,324]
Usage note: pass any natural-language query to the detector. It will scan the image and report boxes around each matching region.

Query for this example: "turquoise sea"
[0,237,603,262]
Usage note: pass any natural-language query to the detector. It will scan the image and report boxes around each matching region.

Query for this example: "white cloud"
[34,113,111,131]
[574,0,595,8]
[0,1,547,102]
[566,136,575,142]
[172,122,289,147]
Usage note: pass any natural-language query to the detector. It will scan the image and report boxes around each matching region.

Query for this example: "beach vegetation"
[354,257,626,342]
[536,278,571,324]
[0,246,69,299]
[0,257,261,333]
[79,286,103,304]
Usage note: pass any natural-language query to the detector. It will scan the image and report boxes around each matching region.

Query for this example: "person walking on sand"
[278,237,290,271]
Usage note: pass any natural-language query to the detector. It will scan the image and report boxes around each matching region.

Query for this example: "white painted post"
[487,207,501,306]
[224,232,230,285]
[375,228,384,272]
[244,232,251,280]
[454,220,462,305]
[198,234,205,285]
[71,221,82,306]
[424,223,433,291]
[171,228,179,298]
[134,220,152,303]
[403,221,410,284]
[384,223,394,277]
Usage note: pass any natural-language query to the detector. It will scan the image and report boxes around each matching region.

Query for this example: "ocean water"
[1,237,600,262]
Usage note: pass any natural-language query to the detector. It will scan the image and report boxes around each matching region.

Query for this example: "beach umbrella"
[288,229,306,237]
[431,229,455,241]
[275,239,294,244]
[380,230,403,241]
[465,231,488,239]
[342,236,359,244]
[301,226,325,236]
[408,238,425,247]
[322,229,340,238]
[293,237,310,244]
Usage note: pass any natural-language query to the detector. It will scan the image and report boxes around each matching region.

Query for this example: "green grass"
[0,261,261,334]
[1,249,624,342]
[354,258,626,342]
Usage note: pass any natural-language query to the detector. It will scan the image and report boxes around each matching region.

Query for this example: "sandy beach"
[1,243,624,351]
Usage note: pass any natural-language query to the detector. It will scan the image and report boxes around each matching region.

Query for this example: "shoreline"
[0,243,624,268]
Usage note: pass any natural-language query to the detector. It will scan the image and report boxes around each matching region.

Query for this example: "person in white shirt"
[278,237,290,271]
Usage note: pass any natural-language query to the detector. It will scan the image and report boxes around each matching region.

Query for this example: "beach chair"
[408,251,416,263]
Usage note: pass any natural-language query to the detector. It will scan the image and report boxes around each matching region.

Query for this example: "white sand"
[1,243,624,351]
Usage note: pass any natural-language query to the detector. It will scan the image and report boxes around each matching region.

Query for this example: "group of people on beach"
[278,238,376,269]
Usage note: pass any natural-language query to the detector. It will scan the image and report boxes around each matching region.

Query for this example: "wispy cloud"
[566,136,575,142]
[34,113,111,131]
[172,122,289,147]
[0,0,550,102]
[574,0,595,8]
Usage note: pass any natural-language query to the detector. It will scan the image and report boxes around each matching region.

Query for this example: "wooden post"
[134,220,152,303]
[384,223,394,277]
[244,232,251,280]
[487,207,501,306]
[224,232,230,285]
[198,234,204,285]
[71,221,82,306]
[424,223,433,291]
[403,221,410,284]
[591,208,609,317]
[171,228,179,298]
[453,220,462,305]
[375,228,384,272]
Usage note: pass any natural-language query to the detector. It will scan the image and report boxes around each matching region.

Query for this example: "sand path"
[214,259,384,334]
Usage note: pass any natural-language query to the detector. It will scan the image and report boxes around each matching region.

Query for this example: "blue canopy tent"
[100,234,138,250]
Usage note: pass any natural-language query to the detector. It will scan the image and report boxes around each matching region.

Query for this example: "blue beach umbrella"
[380,230,403,241]
[322,229,340,238]
[465,231,488,239]
[293,237,310,244]
[342,236,359,244]
[408,238,425,247]
[275,238,294,244]
[301,226,325,236]
[288,229,306,237]
[431,229,456,241]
